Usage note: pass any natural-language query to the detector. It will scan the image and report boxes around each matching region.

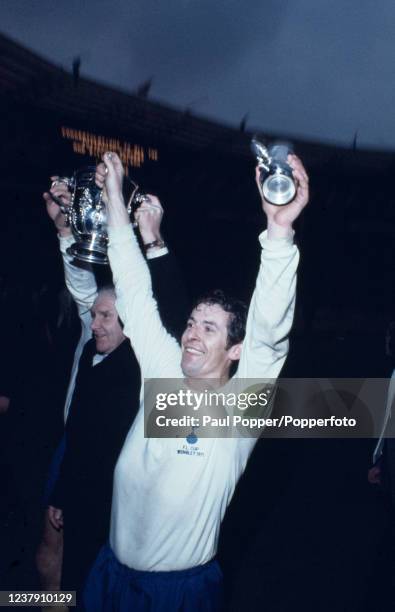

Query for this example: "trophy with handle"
[62,166,145,265]
[251,137,296,206]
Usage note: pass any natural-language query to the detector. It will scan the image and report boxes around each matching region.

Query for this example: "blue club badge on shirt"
[186,427,198,444]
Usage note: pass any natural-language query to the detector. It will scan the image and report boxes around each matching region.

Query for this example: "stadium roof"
[0,31,393,170]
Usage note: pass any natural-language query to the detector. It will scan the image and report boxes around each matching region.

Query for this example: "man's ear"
[228,342,242,362]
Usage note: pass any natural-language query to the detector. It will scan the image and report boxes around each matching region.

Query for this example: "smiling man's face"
[181,303,240,380]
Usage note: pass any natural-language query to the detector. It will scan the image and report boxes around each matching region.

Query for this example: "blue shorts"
[83,544,223,612]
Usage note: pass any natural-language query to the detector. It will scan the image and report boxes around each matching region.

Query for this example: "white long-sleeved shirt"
[59,234,97,421]
[58,234,169,421]
[103,223,299,572]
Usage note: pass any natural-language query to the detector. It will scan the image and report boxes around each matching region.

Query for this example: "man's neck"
[184,376,230,391]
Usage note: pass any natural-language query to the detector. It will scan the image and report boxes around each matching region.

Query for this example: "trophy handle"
[49,177,74,224]
[251,138,271,172]
[126,180,140,215]
[125,179,150,228]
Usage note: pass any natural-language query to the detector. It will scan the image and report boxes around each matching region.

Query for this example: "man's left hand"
[134,196,164,245]
[256,154,309,239]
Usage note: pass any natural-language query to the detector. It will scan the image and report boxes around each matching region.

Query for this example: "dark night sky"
[1,0,394,151]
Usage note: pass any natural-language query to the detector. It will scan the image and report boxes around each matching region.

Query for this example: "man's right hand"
[95,153,124,206]
[47,505,64,531]
[43,177,72,237]
[96,153,130,228]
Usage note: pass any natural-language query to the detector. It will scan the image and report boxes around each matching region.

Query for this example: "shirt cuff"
[146,247,169,260]
[258,229,295,251]
[108,224,168,259]
[58,233,75,253]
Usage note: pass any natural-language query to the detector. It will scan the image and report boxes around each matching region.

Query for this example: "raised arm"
[135,198,190,342]
[149,251,190,342]
[44,180,95,422]
[236,155,309,381]
[44,178,97,327]
[96,153,182,378]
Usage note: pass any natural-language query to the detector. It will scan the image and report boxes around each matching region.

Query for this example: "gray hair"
[95,284,116,302]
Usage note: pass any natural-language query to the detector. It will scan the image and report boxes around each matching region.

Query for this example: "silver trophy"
[251,138,296,206]
[64,166,144,265]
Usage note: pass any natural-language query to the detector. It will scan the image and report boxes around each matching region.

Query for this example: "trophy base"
[67,242,108,265]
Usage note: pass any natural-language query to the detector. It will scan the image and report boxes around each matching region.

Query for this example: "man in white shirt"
[36,178,188,602]
[81,151,309,611]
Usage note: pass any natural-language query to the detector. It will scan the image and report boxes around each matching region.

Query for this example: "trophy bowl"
[66,166,141,265]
